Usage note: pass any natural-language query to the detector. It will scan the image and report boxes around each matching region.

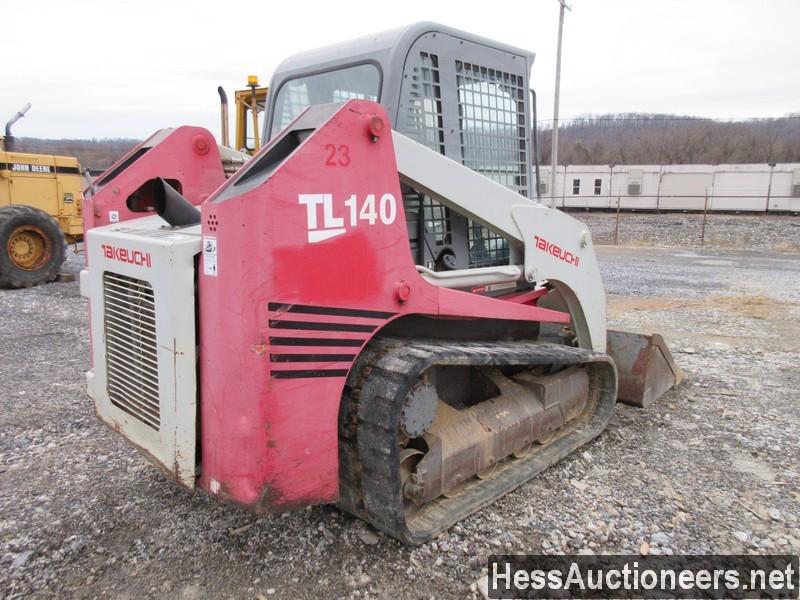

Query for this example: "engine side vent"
[103,272,160,431]
[207,213,218,232]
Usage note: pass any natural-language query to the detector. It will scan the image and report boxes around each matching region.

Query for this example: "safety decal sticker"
[203,237,218,276]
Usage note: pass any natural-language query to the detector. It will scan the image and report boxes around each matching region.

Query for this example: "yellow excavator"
[0,103,82,288]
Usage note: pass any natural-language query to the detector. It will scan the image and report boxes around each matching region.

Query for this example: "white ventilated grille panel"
[103,272,160,431]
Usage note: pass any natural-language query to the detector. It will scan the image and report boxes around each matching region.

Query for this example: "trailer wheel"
[0,205,66,288]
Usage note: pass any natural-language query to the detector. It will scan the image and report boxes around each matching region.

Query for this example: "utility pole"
[550,0,571,208]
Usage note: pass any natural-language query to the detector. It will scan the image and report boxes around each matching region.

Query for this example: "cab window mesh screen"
[405,52,446,153]
[456,61,528,195]
[456,61,527,267]
[404,52,450,264]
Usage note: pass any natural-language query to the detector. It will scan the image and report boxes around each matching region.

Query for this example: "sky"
[1,0,798,140]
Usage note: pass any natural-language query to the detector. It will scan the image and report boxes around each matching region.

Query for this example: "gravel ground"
[573,212,800,252]
[2,217,799,599]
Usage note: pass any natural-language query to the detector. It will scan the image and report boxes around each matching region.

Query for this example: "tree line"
[12,137,140,171]
[10,112,800,170]
[536,113,800,165]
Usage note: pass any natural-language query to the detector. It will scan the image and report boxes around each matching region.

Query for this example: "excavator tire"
[338,337,617,545]
[0,205,66,289]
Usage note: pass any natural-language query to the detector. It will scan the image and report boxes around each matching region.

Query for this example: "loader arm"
[393,131,606,352]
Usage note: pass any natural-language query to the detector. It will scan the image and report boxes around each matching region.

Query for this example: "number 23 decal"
[324,144,350,166]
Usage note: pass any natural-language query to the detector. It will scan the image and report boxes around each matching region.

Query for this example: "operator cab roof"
[271,22,535,77]
[264,22,536,140]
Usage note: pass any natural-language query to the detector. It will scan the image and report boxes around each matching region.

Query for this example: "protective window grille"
[423,196,452,247]
[403,191,423,259]
[103,272,160,431]
[406,52,446,153]
[403,191,452,258]
[405,52,452,259]
[468,221,508,268]
[468,224,507,267]
[455,61,528,195]
[456,61,527,267]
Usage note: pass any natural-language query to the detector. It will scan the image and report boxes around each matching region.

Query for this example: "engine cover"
[82,216,201,487]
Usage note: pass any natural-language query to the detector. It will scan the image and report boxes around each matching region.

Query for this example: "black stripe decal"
[269,337,365,347]
[272,369,349,379]
[268,303,396,320]
[269,320,376,333]
[270,353,355,363]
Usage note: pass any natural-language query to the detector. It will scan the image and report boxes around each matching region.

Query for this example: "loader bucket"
[606,330,685,408]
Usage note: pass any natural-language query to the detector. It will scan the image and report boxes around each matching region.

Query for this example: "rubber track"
[338,337,617,545]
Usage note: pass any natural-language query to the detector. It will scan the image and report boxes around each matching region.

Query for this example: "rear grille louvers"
[102,272,160,431]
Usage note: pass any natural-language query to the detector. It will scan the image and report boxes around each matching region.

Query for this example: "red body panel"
[196,101,569,511]
[84,126,225,230]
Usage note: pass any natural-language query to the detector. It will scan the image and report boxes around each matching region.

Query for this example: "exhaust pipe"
[153,178,201,227]
[3,102,32,152]
[217,87,230,148]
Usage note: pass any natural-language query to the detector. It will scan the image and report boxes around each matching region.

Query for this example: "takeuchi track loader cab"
[82,23,684,545]
[264,22,535,272]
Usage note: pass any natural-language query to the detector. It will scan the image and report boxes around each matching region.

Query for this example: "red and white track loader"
[81,101,683,544]
[80,24,683,545]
